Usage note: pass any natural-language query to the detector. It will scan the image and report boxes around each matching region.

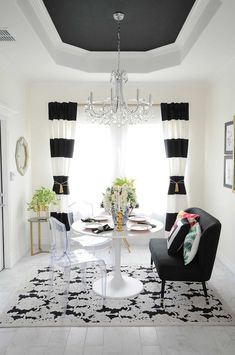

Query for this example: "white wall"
[4,67,235,268]
[0,58,30,267]
[27,81,207,245]
[205,59,235,273]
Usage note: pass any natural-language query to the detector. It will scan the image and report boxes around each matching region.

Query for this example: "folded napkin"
[81,217,96,222]
[137,221,156,228]
[92,224,114,234]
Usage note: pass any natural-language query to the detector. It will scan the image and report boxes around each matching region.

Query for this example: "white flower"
[102,178,137,214]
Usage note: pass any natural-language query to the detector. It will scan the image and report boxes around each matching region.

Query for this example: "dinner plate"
[130,224,151,231]
[128,216,146,223]
[84,223,102,230]
[92,215,109,222]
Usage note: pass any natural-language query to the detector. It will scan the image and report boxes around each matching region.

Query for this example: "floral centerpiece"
[102,177,137,228]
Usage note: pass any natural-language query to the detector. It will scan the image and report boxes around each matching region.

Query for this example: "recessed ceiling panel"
[42,0,196,51]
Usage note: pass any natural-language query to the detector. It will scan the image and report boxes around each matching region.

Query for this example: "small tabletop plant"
[27,187,57,217]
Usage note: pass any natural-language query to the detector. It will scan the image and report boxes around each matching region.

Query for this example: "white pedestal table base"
[93,273,143,299]
[93,237,143,299]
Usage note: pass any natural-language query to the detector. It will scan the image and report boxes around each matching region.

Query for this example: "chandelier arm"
[123,102,151,115]
[85,102,112,119]
[120,88,151,115]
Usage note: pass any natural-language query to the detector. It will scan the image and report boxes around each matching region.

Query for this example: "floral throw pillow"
[167,218,190,255]
[183,222,202,265]
[177,210,200,227]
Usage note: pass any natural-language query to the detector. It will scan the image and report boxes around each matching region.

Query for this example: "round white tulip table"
[72,218,163,299]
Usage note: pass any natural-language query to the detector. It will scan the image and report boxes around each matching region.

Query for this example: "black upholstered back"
[185,208,221,281]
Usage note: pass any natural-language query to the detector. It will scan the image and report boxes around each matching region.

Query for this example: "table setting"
[79,214,158,235]
[80,215,114,234]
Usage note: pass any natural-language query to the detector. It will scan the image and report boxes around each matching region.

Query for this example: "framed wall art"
[224,155,233,188]
[224,120,233,154]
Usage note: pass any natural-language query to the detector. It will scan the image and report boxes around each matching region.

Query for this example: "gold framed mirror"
[15,137,29,176]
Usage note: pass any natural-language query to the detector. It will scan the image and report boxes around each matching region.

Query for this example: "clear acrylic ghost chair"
[68,202,112,253]
[48,217,106,314]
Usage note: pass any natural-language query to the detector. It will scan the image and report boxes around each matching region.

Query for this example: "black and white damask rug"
[0,266,234,327]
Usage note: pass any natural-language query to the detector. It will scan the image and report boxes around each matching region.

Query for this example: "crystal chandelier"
[85,12,152,127]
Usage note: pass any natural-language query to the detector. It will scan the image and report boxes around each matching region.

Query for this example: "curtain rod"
[77,102,160,107]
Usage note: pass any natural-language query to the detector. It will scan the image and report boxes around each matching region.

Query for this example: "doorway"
[0,120,5,270]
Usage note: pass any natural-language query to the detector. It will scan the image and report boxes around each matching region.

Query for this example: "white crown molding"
[0,103,18,119]
[17,0,222,74]
[177,0,222,60]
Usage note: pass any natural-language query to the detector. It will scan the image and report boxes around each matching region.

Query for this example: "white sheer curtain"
[69,123,115,213]
[122,122,168,218]
[70,109,168,219]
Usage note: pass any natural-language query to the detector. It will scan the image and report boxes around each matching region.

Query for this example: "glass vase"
[112,207,129,230]
[37,209,49,220]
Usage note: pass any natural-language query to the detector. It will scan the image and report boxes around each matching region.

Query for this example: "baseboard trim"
[217,251,235,275]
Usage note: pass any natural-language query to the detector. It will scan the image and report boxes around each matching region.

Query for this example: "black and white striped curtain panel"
[161,102,189,232]
[48,102,77,230]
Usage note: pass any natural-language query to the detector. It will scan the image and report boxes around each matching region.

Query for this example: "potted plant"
[27,186,57,218]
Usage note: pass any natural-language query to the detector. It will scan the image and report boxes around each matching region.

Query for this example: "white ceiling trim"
[17,0,221,74]
[0,103,18,119]
[177,0,222,60]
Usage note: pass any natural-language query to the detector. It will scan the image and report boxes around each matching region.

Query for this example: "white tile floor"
[0,244,235,355]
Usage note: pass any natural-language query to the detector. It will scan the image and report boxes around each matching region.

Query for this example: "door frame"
[0,103,17,269]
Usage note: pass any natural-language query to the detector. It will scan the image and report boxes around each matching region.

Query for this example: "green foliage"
[113,177,134,187]
[27,187,57,212]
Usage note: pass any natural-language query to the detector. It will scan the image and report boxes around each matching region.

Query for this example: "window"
[123,123,168,217]
[70,110,168,219]
[70,124,115,212]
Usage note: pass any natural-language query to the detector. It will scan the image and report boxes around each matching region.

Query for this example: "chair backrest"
[185,207,221,280]
[68,201,93,228]
[67,209,81,228]
[49,217,69,258]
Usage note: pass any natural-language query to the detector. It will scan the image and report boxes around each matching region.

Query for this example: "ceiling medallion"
[85,12,152,127]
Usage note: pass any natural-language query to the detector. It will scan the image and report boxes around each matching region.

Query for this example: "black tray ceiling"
[42,0,196,52]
